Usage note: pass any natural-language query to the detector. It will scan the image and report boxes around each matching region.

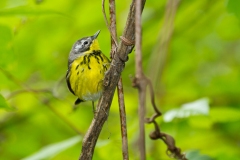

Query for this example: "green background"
[0,0,240,159]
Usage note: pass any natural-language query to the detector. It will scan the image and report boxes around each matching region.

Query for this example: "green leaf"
[22,136,82,160]
[0,94,11,110]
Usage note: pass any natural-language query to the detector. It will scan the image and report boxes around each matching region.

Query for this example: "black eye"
[84,41,88,45]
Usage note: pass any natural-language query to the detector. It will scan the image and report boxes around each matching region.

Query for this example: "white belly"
[82,91,102,101]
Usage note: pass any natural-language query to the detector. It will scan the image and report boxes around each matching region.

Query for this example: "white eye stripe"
[74,44,81,51]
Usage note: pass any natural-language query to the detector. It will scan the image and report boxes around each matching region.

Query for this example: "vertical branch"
[109,0,117,58]
[117,78,129,160]
[135,0,143,78]
[109,0,129,159]
[134,0,146,159]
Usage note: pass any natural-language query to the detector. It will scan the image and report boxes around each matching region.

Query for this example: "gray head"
[68,30,100,66]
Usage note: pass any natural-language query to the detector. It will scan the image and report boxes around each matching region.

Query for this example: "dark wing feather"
[66,69,75,95]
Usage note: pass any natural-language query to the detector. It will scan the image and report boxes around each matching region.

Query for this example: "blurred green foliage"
[0,0,240,159]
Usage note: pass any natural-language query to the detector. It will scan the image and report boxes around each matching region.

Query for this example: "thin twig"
[148,120,187,160]
[135,0,143,78]
[102,0,118,48]
[108,0,129,159]
[133,0,147,159]
[145,78,162,123]
[108,0,118,59]
[117,78,129,160]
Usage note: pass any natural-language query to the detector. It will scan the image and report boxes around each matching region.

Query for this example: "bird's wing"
[66,69,75,95]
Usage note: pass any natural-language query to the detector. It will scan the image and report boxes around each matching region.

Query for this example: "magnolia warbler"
[66,30,110,109]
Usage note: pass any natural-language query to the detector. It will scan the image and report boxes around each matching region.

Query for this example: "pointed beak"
[92,30,101,40]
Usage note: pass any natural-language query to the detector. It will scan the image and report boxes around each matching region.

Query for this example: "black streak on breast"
[76,64,79,70]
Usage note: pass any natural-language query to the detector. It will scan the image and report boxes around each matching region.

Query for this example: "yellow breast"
[68,50,110,101]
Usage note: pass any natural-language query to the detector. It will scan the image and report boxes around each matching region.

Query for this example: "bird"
[66,30,110,111]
